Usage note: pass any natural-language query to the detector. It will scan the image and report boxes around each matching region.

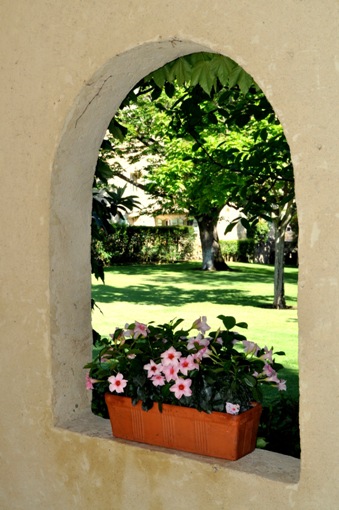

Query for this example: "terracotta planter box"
[105,394,262,461]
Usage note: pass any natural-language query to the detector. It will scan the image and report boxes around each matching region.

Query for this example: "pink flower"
[108,373,128,393]
[144,360,162,378]
[123,324,134,338]
[193,346,212,361]
[263,363,279,383]
[170,378,192,399]
[277,379,287,391]
[260,346,273,362]
[179,355,197,375]
[225,402,240,415]
[192,316,211,333]
[243,340,259,355]
[86,373,98,390]
[162,364,180,382]
[151,374,165,387]
[161,346,181,366]
[187,334,210,351]
[133,321,149,338]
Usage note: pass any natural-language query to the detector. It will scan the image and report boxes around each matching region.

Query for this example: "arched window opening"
[50,41,300,483]
[90,52,300,460]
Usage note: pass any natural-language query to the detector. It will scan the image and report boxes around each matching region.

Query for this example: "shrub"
[92,225,195,265]
[257,394,300,458]
[220,239,255,262]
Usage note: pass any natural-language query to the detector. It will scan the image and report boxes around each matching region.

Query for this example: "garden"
[91,261,300,458]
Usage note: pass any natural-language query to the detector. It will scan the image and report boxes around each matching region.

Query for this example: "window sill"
[58,408,300,485]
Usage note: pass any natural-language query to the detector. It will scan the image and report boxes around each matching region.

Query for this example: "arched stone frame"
[51,39,300,482]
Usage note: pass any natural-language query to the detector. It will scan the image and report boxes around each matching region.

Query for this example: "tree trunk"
[197,215,230,271]
[273,222,286,308]
[271,196,295,309]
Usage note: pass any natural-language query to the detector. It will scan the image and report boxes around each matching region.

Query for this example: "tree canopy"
[95,52,296,306]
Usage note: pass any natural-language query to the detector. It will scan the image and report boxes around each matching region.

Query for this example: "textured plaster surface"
[1,1,339,508]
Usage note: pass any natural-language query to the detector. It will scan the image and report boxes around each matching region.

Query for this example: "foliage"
[92,151,141,281]
[253,218,270,244]
[257,394,300,458]
[85,315,286,416]
[92,224,195,265]
[220,239,255,262]
[143,52,255,96]
[103,54,294,278]
[96,51,295,300]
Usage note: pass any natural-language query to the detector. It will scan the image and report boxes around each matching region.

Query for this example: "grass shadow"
[92,262,298,308]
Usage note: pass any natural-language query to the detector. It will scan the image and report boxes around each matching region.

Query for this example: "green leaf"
[165,82,175,98]
[170,57,192,86]
[260,128,268,141]
[210,55,237,86]
[190,60,215,95]
[100,139,113,151]
[224,219,238,235]
[95,159,114,183]
[240,217,251,231]
[108,121,127,142]
[148,67,167,88]
[256,437,269,449]
[235,322,248,329]
[244,374,257,388]
[217,315,236,330]
[237,71,254,94]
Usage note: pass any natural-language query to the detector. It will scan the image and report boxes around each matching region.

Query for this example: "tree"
[103,85,267,270]
[225,123,295,308]
[100,52,295,305]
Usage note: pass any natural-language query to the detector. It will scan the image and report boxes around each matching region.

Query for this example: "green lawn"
[92,261,299,400]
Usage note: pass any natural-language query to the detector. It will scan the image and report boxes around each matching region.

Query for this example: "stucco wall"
[1,1,339,508]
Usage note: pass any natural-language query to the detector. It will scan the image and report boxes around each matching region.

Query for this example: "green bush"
[92,224,195,265]
[257,394,300,458]
[220,239,255,262]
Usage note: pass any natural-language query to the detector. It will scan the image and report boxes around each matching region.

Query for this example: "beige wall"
[1,1,339,508]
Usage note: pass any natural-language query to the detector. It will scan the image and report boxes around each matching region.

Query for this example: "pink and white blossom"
[151,374,166,387]
[123,324,134,338]
[170,378,192,399]
[144,359,162,378]
[243,340,259,355]
[225,402,240,415]
[108,373,128,393]
[86,373,98,390]
[179,355,197,375]
[187,334,210,351]
[133,321,149,338]
[162,364,180,382]
[260,346,273,362]
[263,363,280,383]
[161,346,181,366]
[277,379,287,391]
[194,346,212,360]
[192,316,211,334]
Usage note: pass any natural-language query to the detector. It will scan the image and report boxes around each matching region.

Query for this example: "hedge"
[220,239,255,262]
[92,224,196,265]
